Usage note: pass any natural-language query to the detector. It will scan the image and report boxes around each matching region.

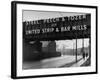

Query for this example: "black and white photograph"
[22,11,91,69]
[11,1,97,79]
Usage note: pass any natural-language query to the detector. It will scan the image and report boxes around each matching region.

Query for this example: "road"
[23,55,84,69]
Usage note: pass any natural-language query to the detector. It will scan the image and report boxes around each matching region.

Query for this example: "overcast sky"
[56,39,89,50]
[23,10,86,22]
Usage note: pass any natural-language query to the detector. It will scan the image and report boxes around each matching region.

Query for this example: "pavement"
[23,55,89,70]
[80,57,91,66]
[71,56,89,67]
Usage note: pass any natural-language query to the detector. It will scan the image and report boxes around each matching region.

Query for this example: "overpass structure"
[23,14,91,41]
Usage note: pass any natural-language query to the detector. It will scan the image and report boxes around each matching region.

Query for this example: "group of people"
[82,52,88,60]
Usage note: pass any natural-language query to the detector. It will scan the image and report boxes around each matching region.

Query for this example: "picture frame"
[11,1,98,79]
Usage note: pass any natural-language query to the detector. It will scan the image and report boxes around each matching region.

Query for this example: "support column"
[76,32,77,62]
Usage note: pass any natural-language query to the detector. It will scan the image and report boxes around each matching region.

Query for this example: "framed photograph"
[11,1,98,79]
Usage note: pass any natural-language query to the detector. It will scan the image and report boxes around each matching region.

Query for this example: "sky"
[23,10,89,49]
[23,10,86,22]
[56,39,89,50]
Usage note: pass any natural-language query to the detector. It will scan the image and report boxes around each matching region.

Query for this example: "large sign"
[23,14,91,40]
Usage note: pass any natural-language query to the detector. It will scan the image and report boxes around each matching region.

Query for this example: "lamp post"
[76,38,77,62]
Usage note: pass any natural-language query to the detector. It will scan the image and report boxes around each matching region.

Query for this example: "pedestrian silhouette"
[83,52,85,60]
